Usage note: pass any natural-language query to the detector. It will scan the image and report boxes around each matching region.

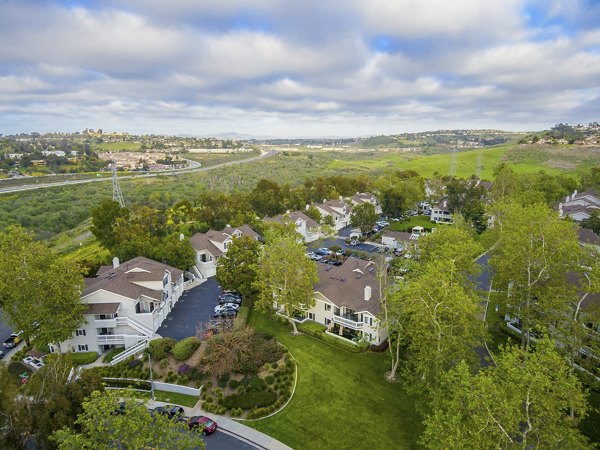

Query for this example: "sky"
[1,0,599,137]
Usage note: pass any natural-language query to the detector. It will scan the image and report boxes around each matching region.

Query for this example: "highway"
[0,150,277,195]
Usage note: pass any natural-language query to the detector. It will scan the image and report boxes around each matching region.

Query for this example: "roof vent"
[364,285,372,301]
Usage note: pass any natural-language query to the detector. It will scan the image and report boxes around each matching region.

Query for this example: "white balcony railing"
[333,315,363,330]
[97,334,126,344]
[94,318,117,328]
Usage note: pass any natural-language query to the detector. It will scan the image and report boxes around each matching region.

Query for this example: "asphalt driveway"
[157,278,221,340]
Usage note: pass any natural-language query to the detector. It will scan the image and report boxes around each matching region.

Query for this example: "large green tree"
[90,199,129,249]
[489,200,583,351]
[422,339,591,449]
[216,236,261,299]
[0,226,85,348]
[374,170,423,218]
[256,225,318,334]
[51,390,204,449]
[350,202,378,234]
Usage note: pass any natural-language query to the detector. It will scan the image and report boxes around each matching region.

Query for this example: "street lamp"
[139,351,155,402]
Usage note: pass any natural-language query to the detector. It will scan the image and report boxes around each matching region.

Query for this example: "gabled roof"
[578,228,600,245]
[190,224,259,254]
[351,192,377,204]
[316,199,350,216]
[382,230,419,242]
[83,256,183,302]
[314,258,381,315]
[265,211,320,229]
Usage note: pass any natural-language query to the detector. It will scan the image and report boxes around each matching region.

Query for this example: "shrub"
[217,373,230,388]
[178,364,190,375]
[71,351,99,365]
[102,348,125,364]
[203,402,226,415]
[222,390,277,410]
[148,337,176,360]
[297,321,326,336]
[103,378,151,390]
[206,381,213,388]
[249,376,267,391]
[271,362,278,369]
[172,336,201,361]
[265,376,275,385]
[230,407,243,417]
[188,367,203,381]
[233,306,250,330]
[229,379,239,389]
[128,359,142,369]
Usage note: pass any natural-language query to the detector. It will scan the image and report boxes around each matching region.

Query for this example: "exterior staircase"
[110,338,150,365]
[109,317,155,365]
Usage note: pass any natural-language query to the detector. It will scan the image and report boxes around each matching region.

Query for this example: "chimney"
[305,204,310,211]
[179,233,184,241]
[286,210,290,214]
[573,189,578,196]
[112,257,120,269]
[339,195,343,201]
[364,285,372,301]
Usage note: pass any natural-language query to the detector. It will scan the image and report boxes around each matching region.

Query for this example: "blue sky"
[0,0,599,137]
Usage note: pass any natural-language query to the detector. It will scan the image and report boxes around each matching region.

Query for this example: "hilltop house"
[350,192,382,214]
[430,198,453,223]
[315,198,352,231]
[265,210,322,243]
[286,258,387,346]
[559,189,600,222]
[50,256,185,364]
[190,225,260,278]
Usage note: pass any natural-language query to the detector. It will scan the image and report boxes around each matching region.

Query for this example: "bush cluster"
[203,402,226,415]
[148,337,177,360]
[71,351,99,365]
[222,389,277,410]
[172,336,201,361]
[233,306,250,330]
[228,379,239,389]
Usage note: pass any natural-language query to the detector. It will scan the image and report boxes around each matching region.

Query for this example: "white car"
[23,356,44,371]
[214,303,240,314]
[376,221,390,227]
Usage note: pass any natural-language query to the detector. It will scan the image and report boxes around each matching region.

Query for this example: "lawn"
[246,311,423,450]
[388,216,434,232]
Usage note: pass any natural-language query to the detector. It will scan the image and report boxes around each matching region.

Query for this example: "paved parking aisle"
[157,278,221,340]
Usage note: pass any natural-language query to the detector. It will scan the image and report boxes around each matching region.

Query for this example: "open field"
[246,311,423,450]
[90,141,142,152]
[328,144,600,179]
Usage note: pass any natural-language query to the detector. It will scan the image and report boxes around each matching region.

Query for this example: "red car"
[188,415,218,435]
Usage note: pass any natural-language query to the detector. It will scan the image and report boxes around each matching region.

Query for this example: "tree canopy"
[216,235,261,299]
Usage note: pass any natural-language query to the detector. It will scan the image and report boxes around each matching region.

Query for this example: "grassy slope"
[329,144,600,179]
[91,141,142,152]
[246,311,423,450]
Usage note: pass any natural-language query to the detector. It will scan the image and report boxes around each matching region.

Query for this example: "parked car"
[22,356,44,371]
[315,248,332,255]
[348,239,358,246]
[222,290,241,297]
[188,415,218,435]
[326,259,343,266]
[214,309,237,318]
[311,253,323,261]
[151,406,168,418]
[214,303,240,314]
[3,332,22,349]
[218,294,242,305]
[168,406,185,420]
[376,221,390,227]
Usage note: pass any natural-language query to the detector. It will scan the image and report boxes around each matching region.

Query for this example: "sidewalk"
[148,399,293,450]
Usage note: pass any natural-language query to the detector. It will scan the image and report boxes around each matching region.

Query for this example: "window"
[325,318,331,326]
[324,304,332,311]
[364,316,373,326]
[78,344,89,352]
[75,329,86,336]
[308,313,315,320]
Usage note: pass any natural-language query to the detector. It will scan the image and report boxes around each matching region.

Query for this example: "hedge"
[71,351,99,365]
[172,336,201,361]
[148,337,177,360]
[103,378,151,390]
[298,320,368,353]
[234,306,250,330]
[222,389,277,410]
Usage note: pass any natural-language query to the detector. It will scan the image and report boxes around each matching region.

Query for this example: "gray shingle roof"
[314,257,381,315]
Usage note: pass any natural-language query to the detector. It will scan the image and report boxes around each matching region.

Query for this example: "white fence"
[103,377,202,396]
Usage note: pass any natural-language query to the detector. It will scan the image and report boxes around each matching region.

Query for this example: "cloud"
[0,0,598,136]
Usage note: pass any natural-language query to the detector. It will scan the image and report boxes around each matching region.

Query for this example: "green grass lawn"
[118,389,200,408]
[388,216,434,232]
[246,311,423,450]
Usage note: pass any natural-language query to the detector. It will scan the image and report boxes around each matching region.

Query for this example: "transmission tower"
[111,159,125,208]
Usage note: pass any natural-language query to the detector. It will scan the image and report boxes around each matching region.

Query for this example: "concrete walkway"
[148,399,293,450]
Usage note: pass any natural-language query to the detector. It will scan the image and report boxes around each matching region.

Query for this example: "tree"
[158,233,196,269]
[248,179,284,217]
[0,226,85,349]
[389,258,484,398]
[489,200,582,351]
[216,236,261,299]
[581,210,600,235]
[350,202,378,234]
[422,339,592,449]
[51,390,204,449]
[256,228,319,334]
[90,198,129,248]
[374,171,424,218]
[305,204,322,223]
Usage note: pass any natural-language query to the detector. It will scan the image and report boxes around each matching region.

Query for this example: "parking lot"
[157,278,225,341]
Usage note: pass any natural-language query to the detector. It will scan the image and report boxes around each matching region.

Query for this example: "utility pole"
[111,159,125,208]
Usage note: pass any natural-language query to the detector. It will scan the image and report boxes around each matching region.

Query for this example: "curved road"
[0,150,278,195]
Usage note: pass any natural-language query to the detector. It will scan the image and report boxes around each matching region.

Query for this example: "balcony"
[333,313,363,330]
[94,318,117,328]
[97,334,125,344]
